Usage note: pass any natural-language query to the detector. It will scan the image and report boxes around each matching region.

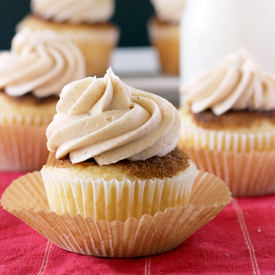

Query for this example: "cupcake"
[18,0,119,76]
[0,29,86,171]
[149,0,185,75]
[42,68,197,218]
[179,50,275,197]
[41,68,200,256]
[1,69,232,258]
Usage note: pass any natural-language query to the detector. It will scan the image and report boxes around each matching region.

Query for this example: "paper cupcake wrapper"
[180,112,275,153]
[181,145,275,197]
[148,19,179,75]
[1,171,231,258]
[0,122,49,172]
[56,28,119,76]
[41,163,197,221]
[75,37,117,76]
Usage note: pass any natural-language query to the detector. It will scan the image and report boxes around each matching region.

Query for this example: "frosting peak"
[151,0,186,23]
[182,50,275,115]
[0,29,85,98]
[31,0,114,23]
[47,69,181,165]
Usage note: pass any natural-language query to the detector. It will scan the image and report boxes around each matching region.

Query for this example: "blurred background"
[0,0,154,49]
[0,0,179,105]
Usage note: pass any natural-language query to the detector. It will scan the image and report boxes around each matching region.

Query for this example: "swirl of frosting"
[31,0,114,23]
[0,29,85,98]
[151,0,186,23]
[46,69,181,165]
[182,50,275,115]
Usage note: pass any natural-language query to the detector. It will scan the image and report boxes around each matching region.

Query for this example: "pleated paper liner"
[75,32,119,77]
[1,171,231,258]
[41,162,197,221]
[180,110,275,152]
[148,18,180,75]
[181,145,275,197]
[0,123,49,172]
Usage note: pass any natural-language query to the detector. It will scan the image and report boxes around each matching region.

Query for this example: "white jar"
[180,0,275,85]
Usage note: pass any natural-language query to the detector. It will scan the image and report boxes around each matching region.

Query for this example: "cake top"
[151,0,186,24]
[46,148,191,180]
[0,29,85,98]
[181,49,275,115]
[31,0,114,24]
[46,68,181,165]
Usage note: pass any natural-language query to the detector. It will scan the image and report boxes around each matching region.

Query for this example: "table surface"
[0,172,275,275]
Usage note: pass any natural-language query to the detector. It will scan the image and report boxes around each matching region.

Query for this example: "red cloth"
[0,172,275,275]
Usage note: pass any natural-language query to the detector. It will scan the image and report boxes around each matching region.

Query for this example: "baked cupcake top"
[151,0,185,24]
[182,50,275,116]
[31,0,114,24]
[0,29,85,98]
[47,68,181,165]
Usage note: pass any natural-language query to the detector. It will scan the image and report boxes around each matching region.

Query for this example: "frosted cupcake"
[42,68,197,218]
[40,68,202,254]
[18,0,119,76]
[1,69,232,258]
[149,0,185,75]
[0,29,85,171]
[179,50,275,196]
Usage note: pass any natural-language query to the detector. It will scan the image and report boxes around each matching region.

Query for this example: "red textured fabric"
[0,172,275,275]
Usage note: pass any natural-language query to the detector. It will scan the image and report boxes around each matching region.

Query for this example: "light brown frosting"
[0,29,85,98]
[182,50,275,115]
[31,0,114,23]
[47,69,181,165]
[151,0,186,23]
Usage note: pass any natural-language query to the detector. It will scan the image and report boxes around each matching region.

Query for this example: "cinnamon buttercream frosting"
[151,0,185,23]
[31,0,114,23]
[0,29,85,98]
[46,68,181,165]
[182,50,275,115]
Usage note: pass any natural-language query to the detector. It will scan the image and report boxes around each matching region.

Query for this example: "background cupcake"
[0,29,86,171]
[149,0,185,75]
[179,50,275,197]
[18,0,119,76]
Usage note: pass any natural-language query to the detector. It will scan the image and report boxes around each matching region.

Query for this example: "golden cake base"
[1,171,231,258]
[180,145,275,197]
[0,93,57,171]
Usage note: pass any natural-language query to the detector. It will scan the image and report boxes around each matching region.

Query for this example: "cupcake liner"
[0,122,49,172]
[181,145,275,197]
[41,163,197,221]
[148,18,180,75]
[75,37,117,77]
[1,171,231,258]
[54,28,119,76]
[180,113,275,153]
[18,16,119,76]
